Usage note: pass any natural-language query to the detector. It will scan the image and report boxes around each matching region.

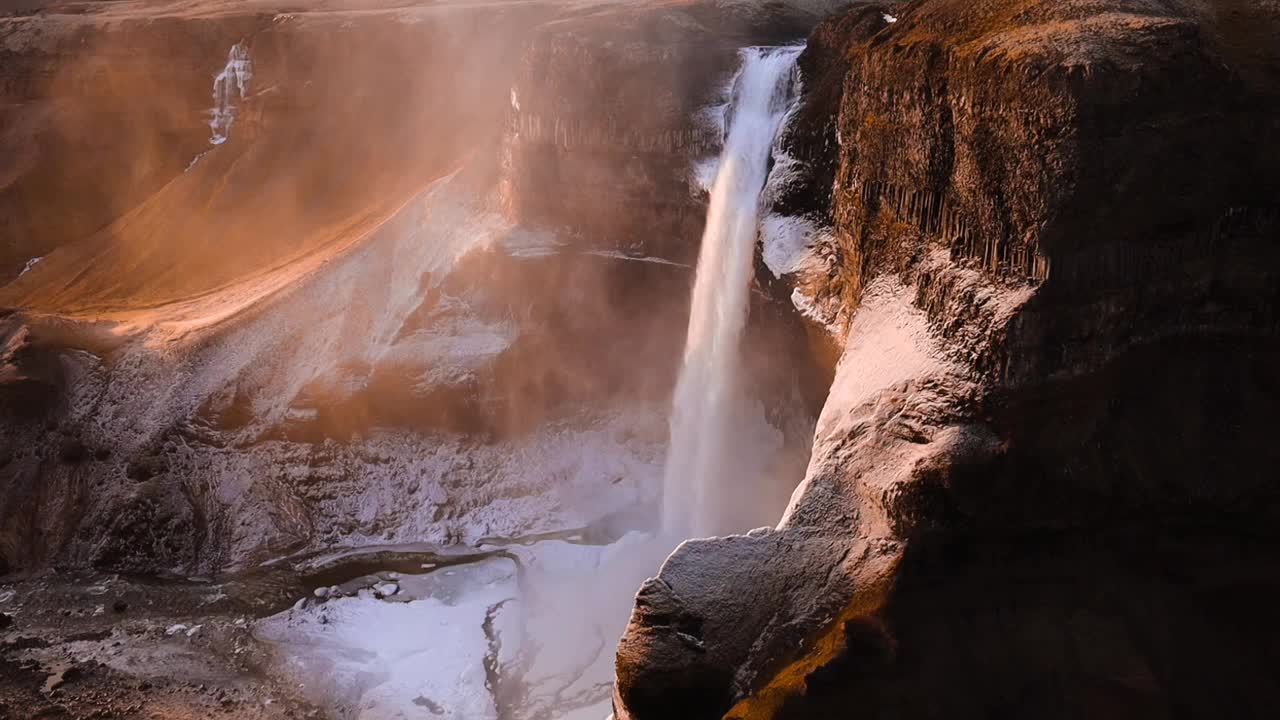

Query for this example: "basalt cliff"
[0,0,1277,718]
[0,1,831,716]
[616,0,1280,718]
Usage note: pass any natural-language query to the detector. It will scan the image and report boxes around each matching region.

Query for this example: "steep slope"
[0,3,542,311]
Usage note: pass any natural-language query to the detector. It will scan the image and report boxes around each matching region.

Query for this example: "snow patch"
[379,317,514,390]
[260,533,678,720]
[691,154,720,194]
[756,63,831,291]
[821,279,948,416]
[501,227,565,258]
[18,256,42,277]
[781,278,956,523]
[62,170,503,448]
[687,60,735,194]
[581,249,687,268]
[184,150,210,173]
[789,285,840,330]
[760,214,827,278]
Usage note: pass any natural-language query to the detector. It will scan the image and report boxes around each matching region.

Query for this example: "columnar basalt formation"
[616,0,1280,718]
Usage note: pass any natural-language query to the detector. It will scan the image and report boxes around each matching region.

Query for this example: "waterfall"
[210,41,252,146]
[662,46,802,537]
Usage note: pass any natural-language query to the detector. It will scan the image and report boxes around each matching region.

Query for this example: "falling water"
[662,46,802,537]
[209,42,252,145]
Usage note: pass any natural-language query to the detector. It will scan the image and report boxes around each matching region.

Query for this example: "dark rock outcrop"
[616,0,1280,717]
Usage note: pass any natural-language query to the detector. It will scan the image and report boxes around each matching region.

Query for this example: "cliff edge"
[616,0,1280,717]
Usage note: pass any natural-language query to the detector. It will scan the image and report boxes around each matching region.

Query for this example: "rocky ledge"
[616,0,1280,718]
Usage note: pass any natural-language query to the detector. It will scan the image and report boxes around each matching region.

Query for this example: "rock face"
[0,13,240,282]
[615,1,1280,718]
[9,0,1276,715]
[0,1,575,576]
[501,1,829,263]
[0,0,831,577]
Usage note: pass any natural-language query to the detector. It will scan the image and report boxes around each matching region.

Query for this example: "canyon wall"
[0,2,551,575]
[500,1,822,263]
[616,0,1280,717]
[7,0,1275,715]
[0,3,550,309]
[0,0,831,578]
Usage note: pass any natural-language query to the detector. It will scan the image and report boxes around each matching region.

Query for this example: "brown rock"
[615,0,1280,717]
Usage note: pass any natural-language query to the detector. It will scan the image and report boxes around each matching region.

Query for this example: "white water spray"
[662,46,802,537]
[209,41,252,145]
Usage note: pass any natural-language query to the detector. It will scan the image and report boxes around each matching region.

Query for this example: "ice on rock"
[257,556,519,720]
[209,42,252,145]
